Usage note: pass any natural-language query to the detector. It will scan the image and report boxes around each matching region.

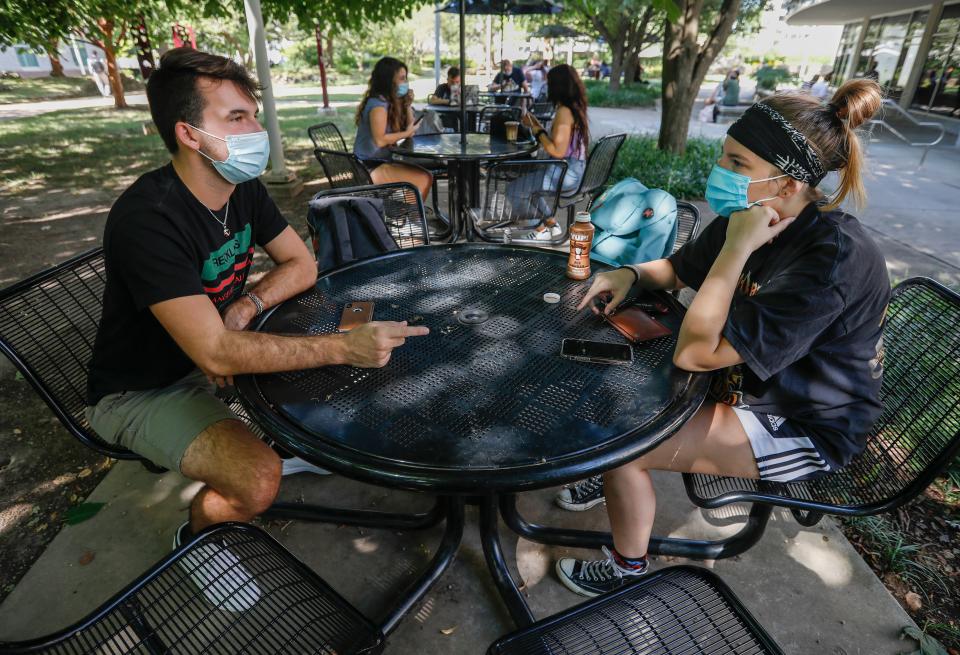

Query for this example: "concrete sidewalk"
[0,461,917,653]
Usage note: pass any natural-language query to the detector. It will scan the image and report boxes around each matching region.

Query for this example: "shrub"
[608,135,722,200]
[584,79,659,108]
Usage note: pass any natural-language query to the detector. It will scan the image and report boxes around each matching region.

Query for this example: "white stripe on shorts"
[732,407,831,483]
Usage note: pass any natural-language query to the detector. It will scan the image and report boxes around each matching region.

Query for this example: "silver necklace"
[205,202,230,237]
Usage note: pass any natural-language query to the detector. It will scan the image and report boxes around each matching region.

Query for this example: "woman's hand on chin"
[725,204,796,254]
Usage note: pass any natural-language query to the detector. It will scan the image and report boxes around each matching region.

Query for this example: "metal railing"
[867,99,945,166]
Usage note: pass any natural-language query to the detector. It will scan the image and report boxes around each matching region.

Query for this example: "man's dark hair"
[447,66,460,79]
[146,48,261,154]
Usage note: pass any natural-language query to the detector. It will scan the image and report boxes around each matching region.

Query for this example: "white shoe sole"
[179,543,261,613]
[555,495,606,512]
[281,457,332,477]
[555,560,601,598]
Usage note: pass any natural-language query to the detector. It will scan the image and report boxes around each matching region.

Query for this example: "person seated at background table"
[489,59,528,104]
[526,59,548,101]
[554,80,890,597]
[520,64,589,241]
[354,56,432,202]
[85,49,430,573]
[428,66,461,105]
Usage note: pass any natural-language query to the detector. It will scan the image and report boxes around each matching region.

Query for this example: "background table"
[238,244,709,631]
[392,133,538,242]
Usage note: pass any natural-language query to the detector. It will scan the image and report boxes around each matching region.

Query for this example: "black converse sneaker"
[555,546,648,598]
[555,475,605,511]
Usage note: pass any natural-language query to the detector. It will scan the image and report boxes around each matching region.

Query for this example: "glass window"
[912,4,960,116]
[15,47,39,68]
[887,11,930,100]
[832,22,862,83]
[855,18,885,78]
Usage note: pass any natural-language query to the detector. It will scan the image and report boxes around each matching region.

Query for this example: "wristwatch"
[242,291,265,317]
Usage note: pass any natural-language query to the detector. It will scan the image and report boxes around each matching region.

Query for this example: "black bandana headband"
[727,102,827,186]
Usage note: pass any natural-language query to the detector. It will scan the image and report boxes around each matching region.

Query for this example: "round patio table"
[236,244,709,632]
[391,133,537,242]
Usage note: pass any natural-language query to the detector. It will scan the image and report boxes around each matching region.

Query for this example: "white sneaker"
[174,522,261,612]
[527,228,554,241]
[281,456,332,477]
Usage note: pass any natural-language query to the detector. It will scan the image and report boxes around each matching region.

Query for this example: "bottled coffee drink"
[567,211,595,280]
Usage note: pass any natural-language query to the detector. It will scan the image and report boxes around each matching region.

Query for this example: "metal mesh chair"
[314,147,374,189]
[0,249,268,472]
[477,106,522,134]
[469,159,567,242]
[673,201,702,253]
[686,277,960,523]
[307,122,348,152]
[309,183,430,251]
[488,566,782,655]
[0,523,384,654]
[531,101,555,128]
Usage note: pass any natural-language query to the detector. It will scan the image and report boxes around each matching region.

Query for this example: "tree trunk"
[315,25,330,109]
[47,38,65,77]
[658,0,740,154]
[608,38,626,92]
[98,19,128,109]
[623,6,655,87]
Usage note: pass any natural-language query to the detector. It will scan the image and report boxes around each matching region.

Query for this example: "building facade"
[787,0,960,119]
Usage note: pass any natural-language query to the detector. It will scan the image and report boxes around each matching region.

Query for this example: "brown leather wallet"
[604,305,672,343]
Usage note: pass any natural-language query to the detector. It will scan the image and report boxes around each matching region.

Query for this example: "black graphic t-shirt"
[667,203,890,466]
[433,83,452,101]
[86,163,288,404]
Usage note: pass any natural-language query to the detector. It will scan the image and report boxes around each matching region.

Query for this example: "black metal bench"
[488,566,783,655]
[0,248,265,472]
[502,277,960,560]
[0,523,385,654]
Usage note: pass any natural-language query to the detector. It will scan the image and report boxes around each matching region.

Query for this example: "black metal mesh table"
[236,244,708,632]
[391,134,538,242]
[238,244,705,493]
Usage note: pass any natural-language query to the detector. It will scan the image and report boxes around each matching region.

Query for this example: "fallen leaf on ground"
[65,502,105,525]
[440,627,457,636]
[905,591,922,613]
[78,551,95,565]
[900,625,949,655]
[77,468,92,479]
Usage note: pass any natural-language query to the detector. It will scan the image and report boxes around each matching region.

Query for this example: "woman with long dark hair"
[521,63,590,240]
[354,57,432,200]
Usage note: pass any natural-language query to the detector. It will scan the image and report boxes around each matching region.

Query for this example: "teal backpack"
[589,178,678,267]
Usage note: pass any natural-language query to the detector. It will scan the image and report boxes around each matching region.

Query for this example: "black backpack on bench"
[306,195,398,273]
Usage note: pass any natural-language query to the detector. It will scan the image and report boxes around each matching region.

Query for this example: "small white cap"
[543,292,561,303]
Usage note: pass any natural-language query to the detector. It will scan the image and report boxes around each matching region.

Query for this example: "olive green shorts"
[84,369,239,473]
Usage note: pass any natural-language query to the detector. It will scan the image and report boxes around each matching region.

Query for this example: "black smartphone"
[560,338,633,365]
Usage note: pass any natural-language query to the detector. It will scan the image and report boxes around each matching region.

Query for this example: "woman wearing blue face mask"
[553,79,890,599]
[354,57,432,201]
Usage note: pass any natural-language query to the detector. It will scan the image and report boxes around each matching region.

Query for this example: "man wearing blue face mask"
[552,80,892,599]
[85,49,430,593]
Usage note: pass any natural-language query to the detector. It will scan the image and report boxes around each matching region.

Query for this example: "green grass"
[0,103,359,197]
[584,79,660,108]
[843,515,949,600]
[609,135,722,200]
[0,76,101,104]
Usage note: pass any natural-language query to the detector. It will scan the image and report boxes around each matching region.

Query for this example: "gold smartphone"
[338,302,374,332]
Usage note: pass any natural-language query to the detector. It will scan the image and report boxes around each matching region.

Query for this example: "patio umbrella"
[436,0,563,143]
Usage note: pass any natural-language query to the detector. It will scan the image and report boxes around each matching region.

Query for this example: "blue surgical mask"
[189,124,270,185]
[705,164,787,217]
[397,82,409,97]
